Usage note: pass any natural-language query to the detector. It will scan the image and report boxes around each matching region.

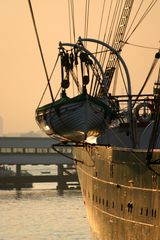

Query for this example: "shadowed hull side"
[74,145,160,240]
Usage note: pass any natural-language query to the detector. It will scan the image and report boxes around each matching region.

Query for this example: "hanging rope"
[28,0,54,102]
[68,0,76,43]
[121,41,159,50]
[84,0,90,41]
[94,0,107,66]
[124,0,158,43]
[124,0,144,44]
[118,61,128,94]
[102,0,113,45]
[97,0,106,42]
[101,0,122,69]
[91,0,121,96]
[68,0,72,43]
[107,0,121,45]
[132,56,159,108]
[111,0,123,44]
[37,54,59,108]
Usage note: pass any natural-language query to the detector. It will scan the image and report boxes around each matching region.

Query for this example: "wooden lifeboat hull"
[35,94,112,142]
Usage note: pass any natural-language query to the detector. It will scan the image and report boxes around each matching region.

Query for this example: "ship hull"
[73,145,160,240]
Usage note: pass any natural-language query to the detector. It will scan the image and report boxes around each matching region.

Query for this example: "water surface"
[0,189,91,240]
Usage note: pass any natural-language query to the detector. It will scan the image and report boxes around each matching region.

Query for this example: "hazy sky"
[0,0,160,135]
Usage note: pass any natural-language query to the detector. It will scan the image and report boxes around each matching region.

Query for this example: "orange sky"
[0,0,160,135]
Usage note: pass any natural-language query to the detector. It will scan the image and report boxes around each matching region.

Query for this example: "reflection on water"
[0,189,91,240]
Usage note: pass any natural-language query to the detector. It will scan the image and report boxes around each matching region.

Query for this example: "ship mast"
[146,51,160,166]
[99,0,134,95]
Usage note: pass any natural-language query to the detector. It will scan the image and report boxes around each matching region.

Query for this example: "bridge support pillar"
[16,164,21,176]
[57,164,68,190]
[16,164,21,190]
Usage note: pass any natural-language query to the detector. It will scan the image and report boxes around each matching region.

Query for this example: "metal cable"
[124,0,144,44]
[68,0,76,43]
[132,57,158,108]
[28,0,54,102]
[84,0,90,39]
[124,0,158,43]
[122,41,159,50]
[37,54,59,108]
[68,0,72,42]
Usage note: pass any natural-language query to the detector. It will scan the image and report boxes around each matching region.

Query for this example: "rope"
[97,0,113,71]
[90,64,102,96]
[108,0,121,45]
[101,0,122,69]
[68,0,72,43]
[70,69,82,93]
[51,144,84,164]
[111,59,129,97]
[132,57,158,108]
[51,143,95,167]
[68,0,76,43]
[86,0,105,97]
[84,0,90,42]
[71,0,76,42]
[124,0,144,44]
[28,0,54,102]
[111,0,123,44]
[118,61,128,95]
[102,0,113,44]
[124,0,158,43]
[121,41,159,50]
[94,0,106,60]
[37,55,59,108]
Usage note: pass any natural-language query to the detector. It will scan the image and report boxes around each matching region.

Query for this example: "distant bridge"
[0,137,73,165]
[0,137,79,190]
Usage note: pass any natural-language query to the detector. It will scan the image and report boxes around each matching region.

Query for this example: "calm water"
[0,187,92,240]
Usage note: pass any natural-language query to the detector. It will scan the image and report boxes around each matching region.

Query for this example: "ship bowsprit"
[35,93,113,142]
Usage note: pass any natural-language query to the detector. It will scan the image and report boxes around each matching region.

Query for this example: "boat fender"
[134,102,154,123]
[83,75,89,85]
[61,79,70,89]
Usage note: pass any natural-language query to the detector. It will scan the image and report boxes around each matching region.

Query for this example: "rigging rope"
[68,0,72,43]
[111,0,123,45]
[96,0,113,81]
[93,0,123,95]
[94,0,106,60]
[28,0,54,102]
[51,143,95,167]
[84,0,90,42]
[124,0,158,43]
[68,0,76,43]
[132,57,158,108]
[102,0,113,45]
[124,0,144,44]
[100,0,123,69]
[37,54,59,108]
[121,41,159,50]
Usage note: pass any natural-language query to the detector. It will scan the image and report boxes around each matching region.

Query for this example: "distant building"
[19,131,45,137]
[0,116,3,136]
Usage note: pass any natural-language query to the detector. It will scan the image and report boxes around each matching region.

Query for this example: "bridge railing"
[0,147,72,154]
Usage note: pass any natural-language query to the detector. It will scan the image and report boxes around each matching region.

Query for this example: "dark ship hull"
[74,144,160,240]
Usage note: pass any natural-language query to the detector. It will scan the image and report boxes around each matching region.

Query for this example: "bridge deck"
[0,137,73,165]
